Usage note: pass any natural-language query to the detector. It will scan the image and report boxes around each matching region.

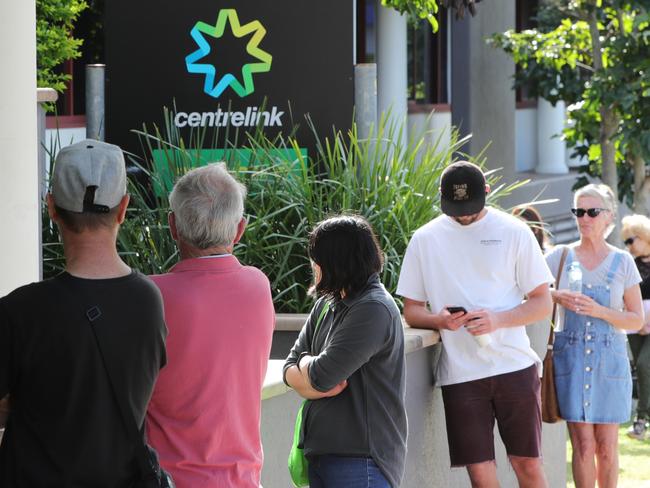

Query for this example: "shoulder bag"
[541,246,568,424]
[288,301,330,487]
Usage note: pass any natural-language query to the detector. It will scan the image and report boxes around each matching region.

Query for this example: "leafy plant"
[489,1,650,212]
[43,110,526,312]
[384,0,482,31]
[36,0,88,93]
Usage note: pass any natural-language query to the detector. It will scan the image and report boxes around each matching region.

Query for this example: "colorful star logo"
[185,9,272,98]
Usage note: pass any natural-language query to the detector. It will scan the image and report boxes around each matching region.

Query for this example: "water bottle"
[465,321,493,347]
[567,261,583,293]
[474,333,492,348]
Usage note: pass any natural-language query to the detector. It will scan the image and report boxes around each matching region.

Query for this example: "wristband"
[296,351,311,372]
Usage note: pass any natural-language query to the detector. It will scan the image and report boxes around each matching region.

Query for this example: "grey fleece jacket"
[284,274,408,487]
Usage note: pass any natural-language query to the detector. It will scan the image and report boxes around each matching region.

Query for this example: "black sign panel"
[105,1,354,155]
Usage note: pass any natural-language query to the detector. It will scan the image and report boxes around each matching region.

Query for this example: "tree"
[490,1,650,213]
[36,0,88,92]
[384,0,482,31]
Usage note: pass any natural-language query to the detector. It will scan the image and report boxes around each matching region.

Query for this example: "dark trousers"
[629,333,650,419]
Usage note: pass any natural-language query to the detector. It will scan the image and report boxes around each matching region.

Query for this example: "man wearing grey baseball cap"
[0,140,167,486]
[397,161,554,488]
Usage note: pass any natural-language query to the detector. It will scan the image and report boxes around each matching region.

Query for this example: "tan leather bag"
[541,246,568,424]
[0,395,9,430]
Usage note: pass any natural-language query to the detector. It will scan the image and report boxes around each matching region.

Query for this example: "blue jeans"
[308,455,391,488]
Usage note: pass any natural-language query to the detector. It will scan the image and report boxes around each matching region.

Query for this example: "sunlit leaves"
[36,0,88,92]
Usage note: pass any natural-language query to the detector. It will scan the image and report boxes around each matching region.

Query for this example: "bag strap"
[62,281,157,482]
[310,301,330,355]
[548,246,570,348]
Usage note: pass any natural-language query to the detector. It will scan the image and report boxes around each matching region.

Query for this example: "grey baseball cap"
[52,139,127,213]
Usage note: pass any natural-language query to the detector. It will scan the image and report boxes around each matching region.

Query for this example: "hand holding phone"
[446,306,467,315]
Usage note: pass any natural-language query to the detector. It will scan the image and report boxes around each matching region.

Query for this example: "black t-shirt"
[0,271,166,487]
[635,257,650,300]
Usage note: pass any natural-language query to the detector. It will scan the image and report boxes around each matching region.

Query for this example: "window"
[407,9,449,105]
[515,0,539,106]
[356,0,377,63]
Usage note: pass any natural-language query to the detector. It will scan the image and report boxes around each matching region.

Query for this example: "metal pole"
[86,64,105,141]
[354,63,377,140]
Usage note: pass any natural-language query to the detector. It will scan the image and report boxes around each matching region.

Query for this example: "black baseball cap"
[440,161,487,217]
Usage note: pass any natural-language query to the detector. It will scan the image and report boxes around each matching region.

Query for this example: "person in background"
[621,214,650,440]
[0,140,167,486]
[513,205,555,361]
[146,163,274,487]
[398,161,553,488]
[512,205,550,251]
[546,184,643,488]
[284,215,407,488]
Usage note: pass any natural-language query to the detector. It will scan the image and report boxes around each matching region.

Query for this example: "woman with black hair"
[283,215,407,488]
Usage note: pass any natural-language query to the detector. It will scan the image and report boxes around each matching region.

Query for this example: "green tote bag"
[288,301,330,487]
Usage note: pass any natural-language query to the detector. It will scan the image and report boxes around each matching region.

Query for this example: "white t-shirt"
[397,207,554,386]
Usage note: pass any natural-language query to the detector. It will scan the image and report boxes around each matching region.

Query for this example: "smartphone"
[446,306,467,314]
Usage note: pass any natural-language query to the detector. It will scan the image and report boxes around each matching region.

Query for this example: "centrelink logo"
[178,9,283,129]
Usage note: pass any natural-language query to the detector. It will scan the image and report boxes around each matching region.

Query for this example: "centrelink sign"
[177,9,283,129]
[105,1,353,153]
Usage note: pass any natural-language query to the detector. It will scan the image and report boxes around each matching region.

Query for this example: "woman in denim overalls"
[547,184,643,488]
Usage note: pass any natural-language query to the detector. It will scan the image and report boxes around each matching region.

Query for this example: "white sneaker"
[627,419,649,440]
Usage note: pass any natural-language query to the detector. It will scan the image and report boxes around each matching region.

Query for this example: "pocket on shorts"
[600,336,631,380]
[553,335,574,377]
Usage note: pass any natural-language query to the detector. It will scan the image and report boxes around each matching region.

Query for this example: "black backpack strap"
[60,280,160,484]
[87,308,160,483]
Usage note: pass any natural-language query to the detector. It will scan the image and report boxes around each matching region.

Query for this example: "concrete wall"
[451,0,516,177]
[262,328,566,488]
[407,111,452,157]
[515,108,538,173]
[44,127,87,158]
[0,1,39,296]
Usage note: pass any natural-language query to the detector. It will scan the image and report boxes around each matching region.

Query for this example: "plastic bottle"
[474,333,492,348]
[466,320,493,347]
[567,261,583,293]
[556,261,583,332]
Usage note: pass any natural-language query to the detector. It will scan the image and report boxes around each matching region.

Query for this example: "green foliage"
[384,0,440,31]
[36,0,88,92]
[490,1,650,205]
[42,112,525,313]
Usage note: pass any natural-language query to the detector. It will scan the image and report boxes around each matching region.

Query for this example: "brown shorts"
[441,364,542,467]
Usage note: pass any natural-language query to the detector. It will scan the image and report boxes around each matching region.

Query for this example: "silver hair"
[574,183,617,238]
[169,163,247,249]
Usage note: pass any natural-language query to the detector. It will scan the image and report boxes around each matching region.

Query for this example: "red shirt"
[147,256,274,487]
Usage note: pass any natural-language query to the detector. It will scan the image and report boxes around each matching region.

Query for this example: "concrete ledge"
[262,326,439,400]
[275,313,308,331]
[262,359,293,401]
[37,88,58,103]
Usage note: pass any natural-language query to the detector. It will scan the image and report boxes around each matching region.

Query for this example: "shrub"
[43,110,525,312]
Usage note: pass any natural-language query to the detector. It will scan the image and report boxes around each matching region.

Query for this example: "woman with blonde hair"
[621,213,650,440]
[545,184,643,488]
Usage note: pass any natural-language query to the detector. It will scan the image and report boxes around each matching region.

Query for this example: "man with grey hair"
[146,163,275,488]
[0,140,167,486]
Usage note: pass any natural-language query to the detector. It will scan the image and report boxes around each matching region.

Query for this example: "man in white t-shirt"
[397,161,554,488]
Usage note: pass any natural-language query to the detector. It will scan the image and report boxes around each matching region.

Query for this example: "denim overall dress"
[553,250,632,423]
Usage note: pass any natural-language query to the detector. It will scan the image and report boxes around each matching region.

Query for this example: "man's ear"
[485,183,491,195]
[46,193,58,222]
[233,217,247,244]
[168,212,179,241]
[115,194,130,225]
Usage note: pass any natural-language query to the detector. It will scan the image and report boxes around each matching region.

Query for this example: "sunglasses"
[571,207,608,218]
[624,236,637,246]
